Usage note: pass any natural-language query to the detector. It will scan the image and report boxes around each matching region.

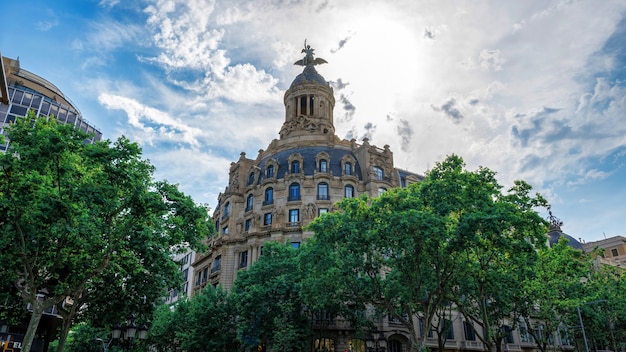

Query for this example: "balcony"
[263,199,274,206]
[288,195,301,202]
[210,265,221,274]
[317,194,330,200]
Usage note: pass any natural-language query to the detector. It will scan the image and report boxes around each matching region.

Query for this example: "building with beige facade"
[190,45,581,352]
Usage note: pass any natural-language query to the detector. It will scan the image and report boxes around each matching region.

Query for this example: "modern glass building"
[1,54,102,152]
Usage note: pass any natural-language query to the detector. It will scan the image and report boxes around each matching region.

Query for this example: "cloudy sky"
[2,0,625,243]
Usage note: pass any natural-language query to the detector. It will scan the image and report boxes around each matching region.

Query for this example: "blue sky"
[2,0,625,243]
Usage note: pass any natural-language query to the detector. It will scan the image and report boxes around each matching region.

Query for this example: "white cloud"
[98,93,203,147]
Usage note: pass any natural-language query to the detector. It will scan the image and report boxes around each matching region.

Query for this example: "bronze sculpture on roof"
[294,39,328,66]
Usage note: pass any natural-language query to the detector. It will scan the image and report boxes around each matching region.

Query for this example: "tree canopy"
[0,113,212,351]
[303,155,549,352]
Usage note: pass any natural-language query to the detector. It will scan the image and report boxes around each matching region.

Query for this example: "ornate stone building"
[190,44,578,352]
[192,44,422,294]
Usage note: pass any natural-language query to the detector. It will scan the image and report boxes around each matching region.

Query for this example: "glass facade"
[1,86,102,151]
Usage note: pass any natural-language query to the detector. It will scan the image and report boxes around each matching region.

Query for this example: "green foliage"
[0,113,213,351]
[63,322,109,352]
[303,155,549,351]
[180,286,239,351]
[520,236,593,352]
[232,241,311,352]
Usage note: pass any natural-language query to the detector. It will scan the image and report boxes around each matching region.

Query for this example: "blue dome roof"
[290,65,328,88]
[548,227,583,250]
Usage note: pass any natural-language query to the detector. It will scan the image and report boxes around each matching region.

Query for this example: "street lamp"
[106,314,148,351]
[366,328,387,352]
[577,300,606,352]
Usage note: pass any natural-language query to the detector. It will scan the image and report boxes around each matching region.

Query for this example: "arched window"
[344,185,355,198]
[319,159,328,172]
[264,187,274,205]
[289,183,300,201]
[374,166,384,181]
[245,194,254,212]
[291,160,300,173]
[266,164,274,178]
[248,172,255,185]
[388,340,403,352]
[317,182,329,200]
[344,162,352,175]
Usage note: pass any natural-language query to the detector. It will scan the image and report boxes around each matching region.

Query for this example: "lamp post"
[577,300,606,352]
[106,314,148,351]
[366,328,387,352]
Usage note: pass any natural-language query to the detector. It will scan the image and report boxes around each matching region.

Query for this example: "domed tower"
[279,43,336,143]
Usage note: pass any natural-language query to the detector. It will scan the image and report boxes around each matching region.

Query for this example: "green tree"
[451,175,548,352]
[303,155,548,352]
[62,322,109,352]
[576,262,626,352]
[232,241,311,352]
[0,113,212,351]
[148,301,190,352]
[520,235,592,352]
[178,285,239,351]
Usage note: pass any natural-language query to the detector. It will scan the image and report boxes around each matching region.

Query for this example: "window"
[388,340,402,352]
[344,185,355,198]
[264,187,274,205]
[419,318,433,338]
[315,338,335,352]
[401,176,406,187]
[319,159,328,172]
[611,248,619,257]
[244,219,251,232]
[211,256,221,273]
[289,183,301,201]
[444,319,454,340]
[291,160,300,173]
[222,202,231,218]
[222,226,229,235]
[264,213,272,226]
[289,209,300,223]
[348,339,365,352]
[374,166,384,181]
[520,326,532,343]
[245,194,254,212]
[266,164,274,178]
[291,242,300,248]
[344,162,352,175]
[464,321,476,341]
[248,172,255,185]
[318,208,328,216]
[317,182,329,200]
[503,325,514,344]
[239,251,248,268]
[202,267,208,283]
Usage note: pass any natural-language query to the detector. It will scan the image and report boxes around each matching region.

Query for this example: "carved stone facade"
[192,50,422,295]
[191,46,424,351]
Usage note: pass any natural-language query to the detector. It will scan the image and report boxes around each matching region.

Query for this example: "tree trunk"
[21,300,45,352]
[55,321,72,352]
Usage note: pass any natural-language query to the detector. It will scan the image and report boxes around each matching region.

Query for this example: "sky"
[2,0,625,243]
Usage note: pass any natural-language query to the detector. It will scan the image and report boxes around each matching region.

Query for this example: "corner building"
[192,46,422,292]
